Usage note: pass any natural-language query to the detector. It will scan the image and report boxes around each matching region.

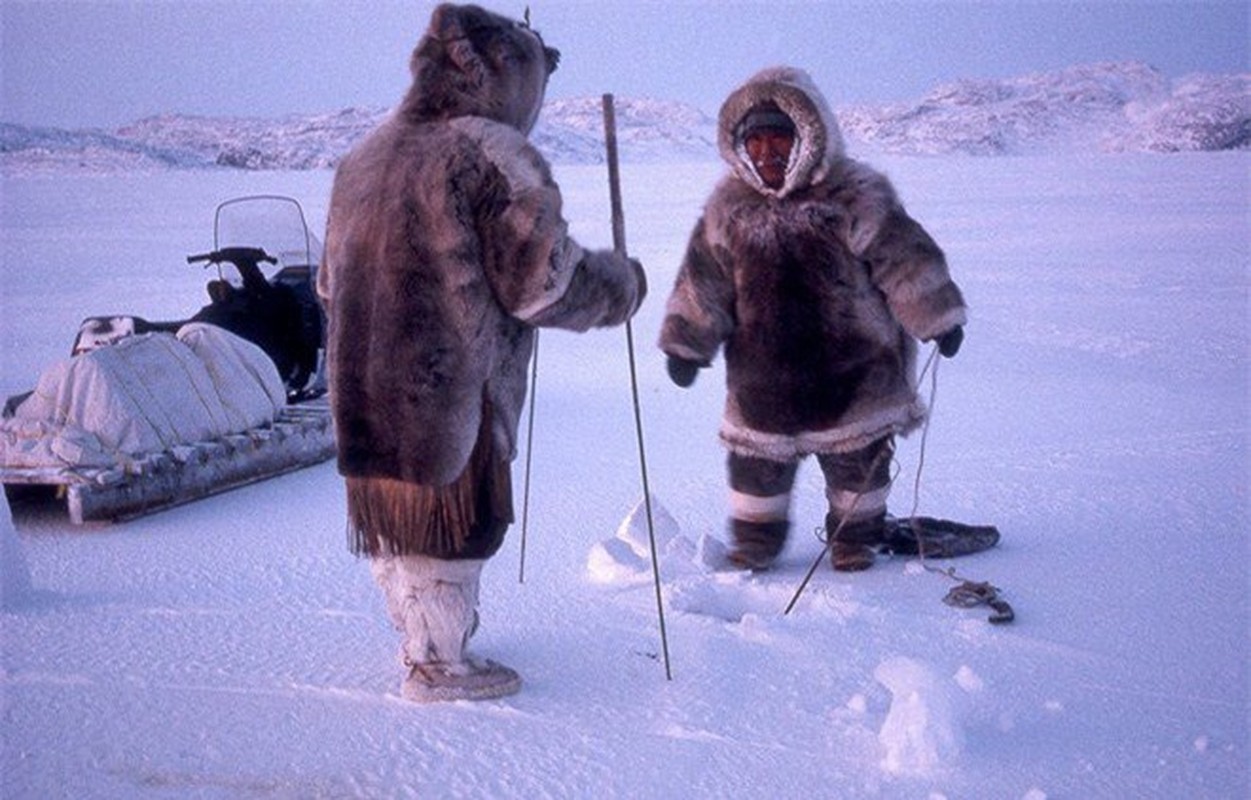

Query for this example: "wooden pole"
[518,330,539,584]
[602,93,672,680]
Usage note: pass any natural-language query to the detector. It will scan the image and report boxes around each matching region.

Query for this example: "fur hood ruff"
[717,66,847,199]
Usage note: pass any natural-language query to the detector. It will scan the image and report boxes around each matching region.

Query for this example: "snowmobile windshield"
[213,195,322,279]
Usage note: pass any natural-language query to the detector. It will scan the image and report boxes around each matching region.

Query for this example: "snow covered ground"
[2,153,1247,798]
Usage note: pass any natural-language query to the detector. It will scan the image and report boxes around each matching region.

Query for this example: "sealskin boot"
[374,554,522,702]
[831,541,876,572]
[403,657,521,703]
[828,513,886,572]
[727,519,789,570]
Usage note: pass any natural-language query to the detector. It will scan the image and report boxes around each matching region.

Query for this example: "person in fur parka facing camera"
[659,66,966,574]
[319,4,646,702]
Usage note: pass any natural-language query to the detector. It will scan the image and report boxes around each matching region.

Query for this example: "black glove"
[936,326,964,358]
[666,355,702,388]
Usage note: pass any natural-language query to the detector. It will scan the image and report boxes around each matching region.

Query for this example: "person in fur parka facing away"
[659,66,965,573]
[319,4,646,702]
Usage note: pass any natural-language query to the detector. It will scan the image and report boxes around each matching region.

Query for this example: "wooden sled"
[1,397,334,525]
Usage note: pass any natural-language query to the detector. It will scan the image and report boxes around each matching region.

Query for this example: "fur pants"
[728,437,894,559]
[371,553,484,667]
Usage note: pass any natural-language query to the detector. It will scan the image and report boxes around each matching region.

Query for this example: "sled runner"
[0,396,334,525]
[1,196,335,524]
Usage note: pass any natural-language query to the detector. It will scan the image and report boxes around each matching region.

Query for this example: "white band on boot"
[729,489,790,522]
[827,485,889,520]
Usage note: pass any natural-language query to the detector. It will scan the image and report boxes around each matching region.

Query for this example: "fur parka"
[659,66,966,461]
[319,4,644,554]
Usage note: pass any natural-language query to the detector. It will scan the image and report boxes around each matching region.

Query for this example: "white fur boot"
[371,554,520,702]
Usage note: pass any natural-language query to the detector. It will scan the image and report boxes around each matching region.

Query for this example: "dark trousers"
[727,437,894,557]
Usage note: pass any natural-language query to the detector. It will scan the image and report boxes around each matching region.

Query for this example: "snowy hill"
[0,97,718,174]
[840,61,1250,156]
[1,61,1246,172]
[0,122,204,172]
[114,107,383,170]
[532,96,719,163]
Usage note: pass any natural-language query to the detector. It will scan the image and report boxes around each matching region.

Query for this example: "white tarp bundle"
[1,323,285,470]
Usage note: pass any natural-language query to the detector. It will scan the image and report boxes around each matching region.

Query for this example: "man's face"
[744,128,795,190]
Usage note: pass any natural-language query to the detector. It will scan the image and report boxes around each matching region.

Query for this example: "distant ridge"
[2,61,1246,173]
[839,61,1250,156]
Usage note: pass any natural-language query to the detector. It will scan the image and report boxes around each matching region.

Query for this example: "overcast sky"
[2,0,1247,130]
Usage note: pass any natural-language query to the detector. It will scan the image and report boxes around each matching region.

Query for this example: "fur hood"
[399,3,561,134]
[717,66,847,199]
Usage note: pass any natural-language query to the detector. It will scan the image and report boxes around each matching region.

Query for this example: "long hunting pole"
[603,93,672,680]
[518,330,540,584]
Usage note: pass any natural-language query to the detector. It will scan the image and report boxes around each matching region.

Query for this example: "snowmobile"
[70,195,327,400]
[1,195,336,524]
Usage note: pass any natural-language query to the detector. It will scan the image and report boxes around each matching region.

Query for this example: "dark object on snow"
[942,579,1016,624]
[882,515,1000,558]
[889,516,1012,625]
[2,391,33,419]
[69,229,326,403]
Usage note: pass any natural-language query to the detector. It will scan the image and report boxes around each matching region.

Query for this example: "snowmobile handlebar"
[187,247,276,294]
[186,247,278,268]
